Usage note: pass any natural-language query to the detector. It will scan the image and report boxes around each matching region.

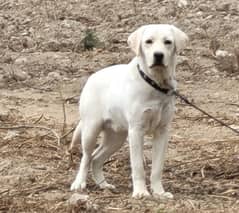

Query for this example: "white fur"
[70,24,188,199]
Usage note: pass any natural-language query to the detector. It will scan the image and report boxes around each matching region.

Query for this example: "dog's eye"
[145,39,153,44]
[164,40,172,45]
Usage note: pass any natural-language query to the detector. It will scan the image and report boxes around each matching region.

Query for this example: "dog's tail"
[69,121,82,153]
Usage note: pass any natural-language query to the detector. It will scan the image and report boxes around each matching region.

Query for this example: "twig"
[93,195,121,201]
[64,95,79,103]
[201,166,205,178]
[106,207,125,211]
[0,125,61,145]
[0,189,9,195]
[198,139,239,146]
[59,89,67,138]
[60,126,75,140]
[187,200,196,210]
[8,185,59,198]
[17,137,35,149]
[226,103,239,107]
[208,194,234,200]
[33,114,44,124]
[173,139,239,147]
[170,156,220,168]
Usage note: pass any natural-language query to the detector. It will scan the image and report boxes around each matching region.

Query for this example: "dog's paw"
[70,180,86,191]
[132,190,151,199]
[153,191,174,200]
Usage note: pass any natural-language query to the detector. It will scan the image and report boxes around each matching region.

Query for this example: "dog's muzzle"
[151,52,165,68]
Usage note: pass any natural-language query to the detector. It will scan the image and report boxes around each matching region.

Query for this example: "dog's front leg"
[128,126,150,198]
[150,126,173,199]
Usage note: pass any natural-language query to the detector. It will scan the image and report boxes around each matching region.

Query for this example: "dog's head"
[128,24,188,72]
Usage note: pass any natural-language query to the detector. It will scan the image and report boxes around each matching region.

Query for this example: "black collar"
[137,64,173,95]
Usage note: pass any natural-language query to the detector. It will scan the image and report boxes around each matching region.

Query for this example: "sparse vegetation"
[81,29,99,50]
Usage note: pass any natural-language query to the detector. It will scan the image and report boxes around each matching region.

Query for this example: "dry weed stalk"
[0,125,61,145]
[59,88,67,138]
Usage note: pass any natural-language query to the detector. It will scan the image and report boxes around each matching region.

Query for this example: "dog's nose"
[154,52,164,64]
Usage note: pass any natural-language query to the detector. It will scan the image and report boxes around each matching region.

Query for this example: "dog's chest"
[139,97,174,134]
[141,102,163,133]
[104,106,127,132]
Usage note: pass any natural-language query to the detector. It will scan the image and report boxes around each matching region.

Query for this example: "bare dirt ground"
[0,0,239,212]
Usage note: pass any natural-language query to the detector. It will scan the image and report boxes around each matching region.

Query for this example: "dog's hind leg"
[91,129,127,189]
[71,121,101,191]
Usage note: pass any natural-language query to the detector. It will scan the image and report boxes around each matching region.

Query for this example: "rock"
[0,16,6,29]
[13,70,29,81]
[15,57,28,64]
[230,125,239,131]
[196,11,203,16]
[177,56,189,65]
[215,50,230,58]
[0,110,9,121]
[0,74,8,88]
[1,54,13,63]
[68,193,89,205]
[4,130,19,140]
[194,27,207,39]
[68,193,99,212]
[44,40,61,51]
[230,29,239,38]
[43,191,65,201]
[215,50,238,73]
[47,72,62,80]
[177,0,188,8]
[199,4,211,12]
[22,36,35,49]
[216,3,230,11]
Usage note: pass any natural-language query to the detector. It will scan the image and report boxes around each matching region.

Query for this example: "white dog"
[70,24,188,199]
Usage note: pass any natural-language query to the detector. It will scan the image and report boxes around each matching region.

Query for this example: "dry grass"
[1,0,239,212]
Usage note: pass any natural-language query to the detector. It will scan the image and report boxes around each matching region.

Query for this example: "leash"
[137,65,239,135]
[173,91,239,135]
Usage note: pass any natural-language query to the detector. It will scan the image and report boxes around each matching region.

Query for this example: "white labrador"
[70,24,188,199]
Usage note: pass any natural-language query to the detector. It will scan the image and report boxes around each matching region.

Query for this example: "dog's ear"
[171,26,189,53]
[127,26,145,56]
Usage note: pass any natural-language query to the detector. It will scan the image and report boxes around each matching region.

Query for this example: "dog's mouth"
[149,63,166,69]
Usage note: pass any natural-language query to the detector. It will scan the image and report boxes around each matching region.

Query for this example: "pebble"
[216,3,230,11]
[0,111,9,121]
[68,193,89,206]
[177,56,188,65]
[199,4,211,12]
[43,191,65,201]
[47,72,62,80]
[215,50,231,58]
[13,70,29,81]
[0,74,7,88]
[22,36,35,49]
[15,57,28,64]
[177,0,188,8]
[4,130,19,140]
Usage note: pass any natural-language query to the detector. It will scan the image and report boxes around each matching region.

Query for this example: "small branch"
[64,95,79,103]
[60,126,75,140]
[33,114,44,124]
[0,125,61,145]
[0,189,9,195]
[208,194,234,200]
[170,156,220,168]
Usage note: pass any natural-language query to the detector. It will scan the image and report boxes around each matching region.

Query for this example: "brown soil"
[0,0,239,212]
